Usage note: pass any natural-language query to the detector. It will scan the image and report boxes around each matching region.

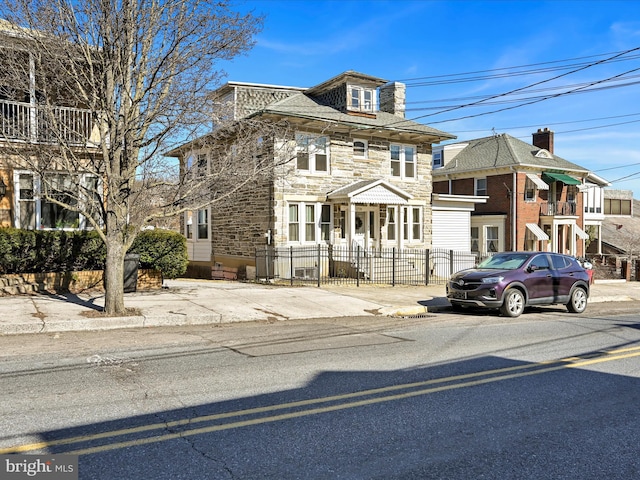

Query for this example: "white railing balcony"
[0,99,98,146]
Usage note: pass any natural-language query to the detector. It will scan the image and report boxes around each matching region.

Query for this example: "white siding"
[187,241,212,262]
[432,210,470,251]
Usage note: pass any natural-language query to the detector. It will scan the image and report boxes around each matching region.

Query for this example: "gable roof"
[433,133,589,176]
[327,179,412,204]
[254,93,455,142]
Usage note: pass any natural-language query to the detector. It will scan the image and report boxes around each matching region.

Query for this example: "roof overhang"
[432,194,488,212]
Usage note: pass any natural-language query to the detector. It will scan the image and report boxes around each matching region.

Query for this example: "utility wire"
[397,50,640,85]
[386,46,640,127]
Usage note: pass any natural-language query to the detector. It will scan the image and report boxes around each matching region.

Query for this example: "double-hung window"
[432,151,443,168]
[296,134,329,174]
[197,209,209,240]
[402,206,422,242]
[288,202,332,243]
[387,207,396,241]
[475,177,487,196]
[349,86,375,113]
[390,144,416,179]
[14,171,99,230]
[486,226,499,253]
[524,177,536,202]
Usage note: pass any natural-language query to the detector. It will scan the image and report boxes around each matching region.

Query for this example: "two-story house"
[167,71,456,279]
[0,22,101,231]
[432,128,602,258]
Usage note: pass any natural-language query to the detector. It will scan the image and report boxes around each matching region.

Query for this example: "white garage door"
[432,210,470,251]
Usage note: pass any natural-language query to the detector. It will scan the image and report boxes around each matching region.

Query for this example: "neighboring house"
[582,172,611,255]
[0,23,101,231]
[167,71,456,277]
[596,191,638,256]
[432,128,604,258]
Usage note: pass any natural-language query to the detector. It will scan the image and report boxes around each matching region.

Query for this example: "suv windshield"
[477,254,530,270]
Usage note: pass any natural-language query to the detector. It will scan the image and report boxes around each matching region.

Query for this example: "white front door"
[354,207,377,250]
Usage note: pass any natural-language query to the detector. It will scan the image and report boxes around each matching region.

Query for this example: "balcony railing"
[540,201,577,216]
[0,99,96,146]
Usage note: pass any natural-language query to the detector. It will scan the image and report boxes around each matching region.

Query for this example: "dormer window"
[535,149,553,159]
[349,86,375,113]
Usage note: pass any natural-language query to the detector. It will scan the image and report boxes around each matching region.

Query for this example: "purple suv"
[446,252,590,317]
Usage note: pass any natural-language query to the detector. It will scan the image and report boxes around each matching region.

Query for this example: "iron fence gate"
[255,245,480,286]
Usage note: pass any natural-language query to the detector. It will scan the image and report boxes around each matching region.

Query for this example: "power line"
[397,50,640,85]
[449,112,640,134]
[387,46,640,127]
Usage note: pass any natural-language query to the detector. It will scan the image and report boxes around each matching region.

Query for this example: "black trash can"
[123,253,140,293]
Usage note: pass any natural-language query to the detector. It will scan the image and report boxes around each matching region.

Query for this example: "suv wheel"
[567,287,588,313]
[500,289,525,317]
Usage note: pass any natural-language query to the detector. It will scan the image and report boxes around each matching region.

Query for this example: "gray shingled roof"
[434,133,589,174]
[253,93,455,140]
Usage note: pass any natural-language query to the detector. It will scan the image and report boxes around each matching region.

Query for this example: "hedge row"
[0,228,188,279]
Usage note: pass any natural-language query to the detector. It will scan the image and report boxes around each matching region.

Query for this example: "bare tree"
[0,1,291,315]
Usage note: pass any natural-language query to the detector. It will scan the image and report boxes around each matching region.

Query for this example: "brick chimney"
[532,127,554,154]
[379,82,406,118]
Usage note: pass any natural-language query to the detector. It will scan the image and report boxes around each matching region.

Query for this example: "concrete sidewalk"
[0,278,639,335]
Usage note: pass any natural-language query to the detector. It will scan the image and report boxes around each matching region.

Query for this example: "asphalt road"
[1,307,639,479]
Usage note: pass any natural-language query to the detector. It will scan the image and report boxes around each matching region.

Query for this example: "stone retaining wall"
[0,269,162,295]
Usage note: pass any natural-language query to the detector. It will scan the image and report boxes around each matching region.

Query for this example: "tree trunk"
[103,241,126,315]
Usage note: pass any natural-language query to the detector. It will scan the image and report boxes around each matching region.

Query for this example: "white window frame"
[13,170,100,231]
[390,144,417,180]
[353,139,368,158]
[471,226,479,252]
[524,177,536,202]
[386,207,396,241]
[401,206,422,243]
[475,177,487,196]
[185,210,194,240]
[288,202,332,244]
[349,86,375,112]
[485,225,499,253]
[296,133,330,174]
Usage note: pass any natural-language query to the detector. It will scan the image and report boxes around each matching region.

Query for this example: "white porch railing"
[0,99,96,146]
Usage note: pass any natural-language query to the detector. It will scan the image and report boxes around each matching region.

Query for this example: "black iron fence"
[255,245,481,286]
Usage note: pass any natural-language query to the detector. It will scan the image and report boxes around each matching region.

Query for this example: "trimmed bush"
[0,228,187,279]
[130,229,188,279]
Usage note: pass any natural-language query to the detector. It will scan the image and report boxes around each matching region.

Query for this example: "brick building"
[432,129,603,257]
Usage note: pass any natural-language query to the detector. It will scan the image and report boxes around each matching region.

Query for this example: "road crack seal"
[29,297,47,331]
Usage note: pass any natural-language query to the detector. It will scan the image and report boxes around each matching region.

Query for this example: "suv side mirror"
[528,264,539,273]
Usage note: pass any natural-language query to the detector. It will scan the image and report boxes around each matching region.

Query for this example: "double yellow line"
[3,345,640,456]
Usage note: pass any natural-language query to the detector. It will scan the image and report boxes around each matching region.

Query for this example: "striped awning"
[574,225,589,240]
[526,223,550,241]
[526,173,549,190]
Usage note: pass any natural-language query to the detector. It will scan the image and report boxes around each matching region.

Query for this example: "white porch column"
[349,202,356,246]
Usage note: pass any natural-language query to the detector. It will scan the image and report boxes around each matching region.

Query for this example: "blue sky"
[219,0,640,198]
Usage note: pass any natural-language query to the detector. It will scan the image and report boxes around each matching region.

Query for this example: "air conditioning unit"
[294,267,318,279]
